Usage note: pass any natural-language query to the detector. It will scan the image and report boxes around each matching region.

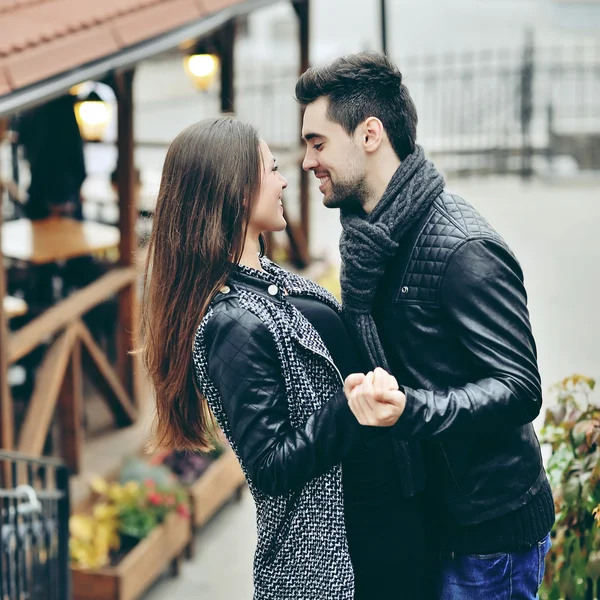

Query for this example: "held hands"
[344,367,406,427]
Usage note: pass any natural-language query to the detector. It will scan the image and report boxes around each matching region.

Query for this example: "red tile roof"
[0,0,245,95]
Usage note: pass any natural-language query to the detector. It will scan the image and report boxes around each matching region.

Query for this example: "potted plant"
[152,429,246,530]
[540,374,600,600]
[70,461,191,600]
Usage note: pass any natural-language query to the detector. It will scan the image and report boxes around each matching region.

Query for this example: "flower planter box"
[189,448,246,528]
[71,511,191,600]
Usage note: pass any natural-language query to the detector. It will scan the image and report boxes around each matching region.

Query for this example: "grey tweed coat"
[192,257,355,600]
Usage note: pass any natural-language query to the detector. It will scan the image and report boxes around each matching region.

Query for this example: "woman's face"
[248,140,288,234]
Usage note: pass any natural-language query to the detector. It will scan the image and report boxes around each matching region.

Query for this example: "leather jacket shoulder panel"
[435,193,502,240]
[202,300,362,497]
[399,194,508,305]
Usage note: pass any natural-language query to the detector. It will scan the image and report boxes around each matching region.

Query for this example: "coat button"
[401,286,409,294]
[219,285,230,294]
[268,284,279,296]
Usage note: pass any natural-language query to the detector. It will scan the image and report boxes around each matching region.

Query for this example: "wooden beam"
[77,321,137,426]
[295,0,311,253]
[117,283,139,407]
[219,19,236,113]
[115,69,139,405]
[284,214,310,268]
[0,127,14,451]
[57,337,83,474]
[116,69,136,268]
[17,325,78,457]
[8,267,137,364]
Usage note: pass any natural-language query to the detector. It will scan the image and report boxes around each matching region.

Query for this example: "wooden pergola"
[0,0,311,472]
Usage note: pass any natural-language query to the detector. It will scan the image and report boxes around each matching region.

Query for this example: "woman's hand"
[344,367,406,427]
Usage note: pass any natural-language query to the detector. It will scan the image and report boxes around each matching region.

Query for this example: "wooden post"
[295,0,311,248]
[115,69,139,409]
[57,336,83,474]
[219,20,236,113]
[0,118,15,451]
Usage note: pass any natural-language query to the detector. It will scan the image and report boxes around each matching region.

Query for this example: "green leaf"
[545,405,567,427]
[571,420,600,457]
[558,566,577,598]
[563,474,582,506]
[118,505,157,540]
[584,547,600,579]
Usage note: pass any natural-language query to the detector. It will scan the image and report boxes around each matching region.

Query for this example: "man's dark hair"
[295,52,418,160]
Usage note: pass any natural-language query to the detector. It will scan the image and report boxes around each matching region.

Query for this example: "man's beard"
[323,175,371,210]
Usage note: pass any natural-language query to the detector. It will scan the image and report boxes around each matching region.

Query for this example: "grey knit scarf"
[340,144,445,370]
[339,145,444,497]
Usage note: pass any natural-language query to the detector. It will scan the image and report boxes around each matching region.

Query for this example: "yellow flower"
[70,508,121,570]
[96,523,120,550]
[93,503,119,522]
[69,515,95,542]
[122,480,141,503]
[89,476,109,496]
[107,482,125,503]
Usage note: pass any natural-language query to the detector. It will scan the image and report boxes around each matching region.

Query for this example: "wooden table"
[2,217,120,264]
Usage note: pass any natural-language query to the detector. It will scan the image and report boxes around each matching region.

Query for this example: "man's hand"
[344,367,406,427]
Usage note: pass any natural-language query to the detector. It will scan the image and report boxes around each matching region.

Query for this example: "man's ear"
[361,117,385,154]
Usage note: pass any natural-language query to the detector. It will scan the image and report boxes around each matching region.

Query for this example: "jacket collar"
[229,267,287,303]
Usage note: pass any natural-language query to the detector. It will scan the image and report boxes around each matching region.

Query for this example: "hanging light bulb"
[183,53,220,91]
[73,89,111,142]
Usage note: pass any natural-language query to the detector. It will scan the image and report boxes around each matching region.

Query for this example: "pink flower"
[148,491,162,506]
[177,504,190,518]
[144,479,155,490]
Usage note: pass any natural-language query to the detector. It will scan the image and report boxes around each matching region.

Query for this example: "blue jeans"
[438,534,552,599]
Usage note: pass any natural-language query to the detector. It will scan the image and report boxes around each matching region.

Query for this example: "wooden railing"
[6,267,138,474]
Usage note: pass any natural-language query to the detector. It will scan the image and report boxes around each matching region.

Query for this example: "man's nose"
[302,150,317,172]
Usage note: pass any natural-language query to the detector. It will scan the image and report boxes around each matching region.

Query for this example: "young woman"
[141,116,426,599]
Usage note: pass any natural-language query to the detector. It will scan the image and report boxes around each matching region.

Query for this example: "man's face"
[301,97,369,209]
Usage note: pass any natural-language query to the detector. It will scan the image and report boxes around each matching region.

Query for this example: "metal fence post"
[520,29,535,179]
[56,465,71,600]
[0,451,71,600]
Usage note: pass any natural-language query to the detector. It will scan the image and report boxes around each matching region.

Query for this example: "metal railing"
[0,450,71,600]
[229,35,600,178]
[402,33,600,176]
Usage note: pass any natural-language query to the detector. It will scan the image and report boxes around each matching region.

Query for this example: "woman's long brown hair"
[141,117,262,451]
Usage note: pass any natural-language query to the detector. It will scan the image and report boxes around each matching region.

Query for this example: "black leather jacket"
[204,272,371,497]
[373,192,548,525]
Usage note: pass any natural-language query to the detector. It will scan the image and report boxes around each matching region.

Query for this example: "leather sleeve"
[204,305,365,496]
[394,237,542,439]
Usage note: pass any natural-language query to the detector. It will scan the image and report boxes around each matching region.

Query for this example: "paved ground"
[142,489,257,600]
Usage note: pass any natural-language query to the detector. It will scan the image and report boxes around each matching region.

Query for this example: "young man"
[296,52,554,600]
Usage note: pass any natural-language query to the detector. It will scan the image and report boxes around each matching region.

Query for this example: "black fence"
[231,34,600,178]
[403,32,600,177]
[0,450,71,600]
